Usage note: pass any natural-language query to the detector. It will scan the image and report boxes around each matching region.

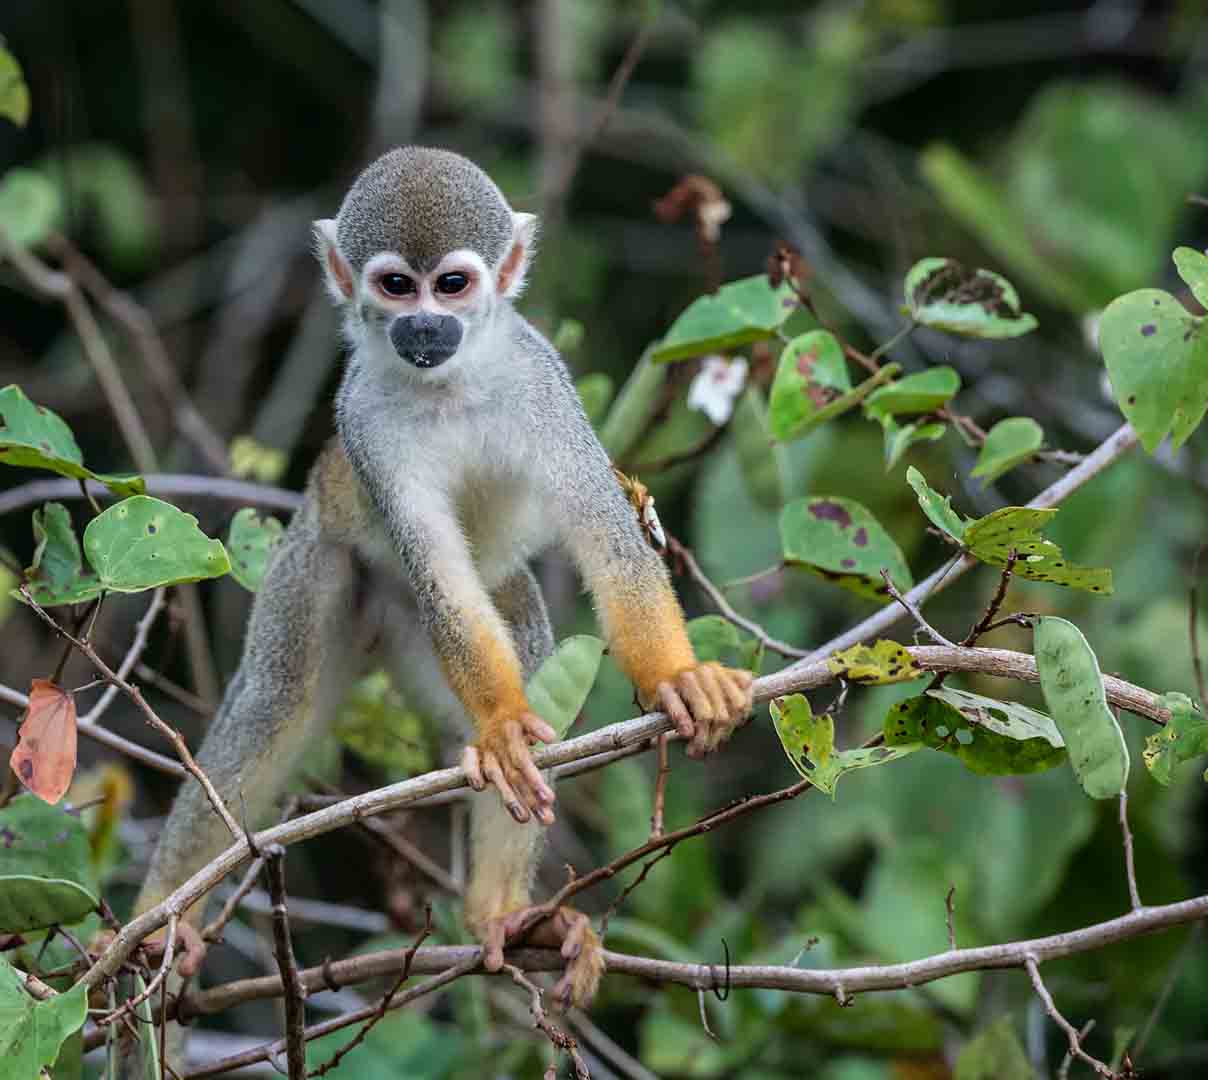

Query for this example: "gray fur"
[336,146,514,272]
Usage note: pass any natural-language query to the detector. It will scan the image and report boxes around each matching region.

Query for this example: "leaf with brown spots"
[827,640,923,685]
[964,507,1113,595]
[10,679,77,804]
[904,258,1038,339]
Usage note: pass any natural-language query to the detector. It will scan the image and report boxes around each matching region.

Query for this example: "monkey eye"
[378,273,416,297]
[435,272,470,296]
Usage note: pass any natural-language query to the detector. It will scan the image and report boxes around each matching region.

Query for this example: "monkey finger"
[718,670,753,718]
[696,665,730,722]
[516,752,556,807]
[483,755,529,823]
[658,682,695,739]
[521,712,558,745]
[461,746,487,792]
[677,670,716,724]
[502,757,552,825]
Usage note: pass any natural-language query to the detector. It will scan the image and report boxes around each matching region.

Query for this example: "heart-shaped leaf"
[1100,251,1208,452]
[652,275,797,363]
[83,496,230,593]
[226,508,285,593]
[970,417,1044,485]
[905,257,1038,339]
[1143,691,1208,786]
[1034,616,1129,799]
[827,640,922,685]
[781,496,913,600]
[526,636,606,739]
[864,365,961,420]
[770,693,918,797]
[10,679,77,804]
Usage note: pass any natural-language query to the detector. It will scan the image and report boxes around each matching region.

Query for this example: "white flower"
[687,355,748,425]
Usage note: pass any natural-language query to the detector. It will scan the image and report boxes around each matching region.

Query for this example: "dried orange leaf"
[10,678,77,804]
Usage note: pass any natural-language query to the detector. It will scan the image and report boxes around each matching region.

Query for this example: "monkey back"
[335,146,514,273]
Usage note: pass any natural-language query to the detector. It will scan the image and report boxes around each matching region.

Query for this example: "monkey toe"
[479,905,604,1009]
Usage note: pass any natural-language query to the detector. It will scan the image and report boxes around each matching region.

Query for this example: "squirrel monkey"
[132,147,754,1011]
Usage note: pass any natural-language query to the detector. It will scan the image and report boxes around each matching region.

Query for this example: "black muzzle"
[390,312,462,369]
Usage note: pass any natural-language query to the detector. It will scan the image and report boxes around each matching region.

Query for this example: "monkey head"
[313,146,536,376]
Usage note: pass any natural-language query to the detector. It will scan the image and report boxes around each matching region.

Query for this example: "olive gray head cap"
[335,146,514,274]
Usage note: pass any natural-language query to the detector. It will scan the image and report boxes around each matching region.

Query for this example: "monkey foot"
[654,662,755,758]
[480,905,605,1009]
[90,919,208,979]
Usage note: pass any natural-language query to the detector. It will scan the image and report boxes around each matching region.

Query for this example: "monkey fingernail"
[508,803,529,823]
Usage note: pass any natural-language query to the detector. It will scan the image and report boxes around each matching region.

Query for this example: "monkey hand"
[462,711,558,826]
[480,905,605,1009]
[648,662,755,758]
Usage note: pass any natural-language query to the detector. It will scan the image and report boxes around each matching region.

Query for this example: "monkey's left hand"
[648,662,755,758]
[462,711,558,825]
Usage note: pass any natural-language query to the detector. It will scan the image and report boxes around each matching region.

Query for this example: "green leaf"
[687,616,761,673]
[0,956,88,1077]
[964,506,1113,595]
[1173,246,1208,310]
[333,671,432,775]
[526,635,605,738]
[0,386,144,497]
[0,170,60,251]
[827,640,922,685]
[626,396,716,469]
[1100,279,1208,453]
[83,496,230,593]
[131,974,160,1080]
[1034,616,1129,799]
[0,796,98,933]
[553,317,585,354]
[768,331,900,440]
[24,504,90,603]
[0,46,31,127]
[598,348,667,460]
[780,495,913,600]
[904,257,1038,339]
[226,508,285,593]
[652,275,797,363]
[574,373,615,428]
[955,1018,1034,1080]
[1142,691,1208,786]
[770,694,917,797]
[731,386,784,509]
[885,690,1066,776]
[970,417,1044,485]
[864,366,960,420]
[880,416,946,471]
[905,466,968,541]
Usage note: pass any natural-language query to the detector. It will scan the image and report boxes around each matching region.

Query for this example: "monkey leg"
[119,517,364,1076]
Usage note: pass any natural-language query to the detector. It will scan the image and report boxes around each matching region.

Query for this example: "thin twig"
[20,586,239,838]
[669,536,808,658]
[505,964,591,1080]
[262,846,306,1080]
[1058,1021,1096,1080]
[961,552,1017,647]
[79,589,166,725]
[697,987,718,1040]
[880,569,956,647]
[0,474,304,518]
[1119,791,1143,912]
[201,856,266,944]
[353,813,461,895]
[649,733,670,839]
[99,914,178,1027]
[1190,543,1207,705]
[1025,954,1114,1078]
[945,886,957,951]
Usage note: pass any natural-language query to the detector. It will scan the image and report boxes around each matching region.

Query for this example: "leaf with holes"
[770,694,918,797]
[1100,252,1208,452]
[1034,616,1129,799]
[885,690,1065,776]
[10,679,77,804]
[0,794,99,932]
[83,496,230,593]
[964,507,1112,595]
[827,640,922,685]
[0,385,144,497]
[1143,691,1208,786]
[970,417,1044,485]
[905,466,969,542]
[731,385,784,509]
[905,257,1038,339]
[780,496,913,600]
[651,275,797,363]
[226,508,285,593]
[526,636,605,739]
[864,365,961,421]
[0,46,31,128]
[880,415,947,471]
[0,956,88,1075]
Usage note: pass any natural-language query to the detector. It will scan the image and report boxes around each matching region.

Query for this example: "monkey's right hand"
[462,711,558,825]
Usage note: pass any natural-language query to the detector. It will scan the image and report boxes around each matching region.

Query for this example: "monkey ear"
[497,212,538,300]
[312,219,355,303]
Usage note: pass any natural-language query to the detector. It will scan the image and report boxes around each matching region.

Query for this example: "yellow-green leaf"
[827,640,922,685]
